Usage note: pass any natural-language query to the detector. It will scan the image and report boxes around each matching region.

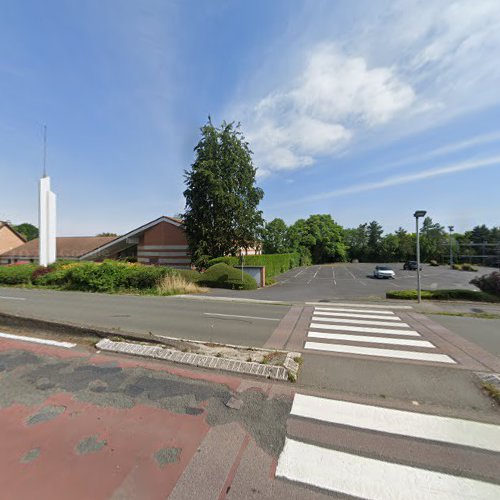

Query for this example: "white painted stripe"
[203,313,280,322]
[314,306,395,315]
[0,296,26,301]
[304,341,455,363]
[307,331,435,348]
[312,316,410,328]
[137,251,189,257]
[0,332,76,349]
[276,438,500,499]
[140,245,189,250]
[313,310,402,321]
[307,302,412,309]
[291,394,500,452]
[310,322,420,337]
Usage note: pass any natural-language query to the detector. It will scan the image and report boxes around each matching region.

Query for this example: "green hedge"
[198,263,257,290]
[386,289,500,303]
[0,264,38,284]
[207,253,300,281]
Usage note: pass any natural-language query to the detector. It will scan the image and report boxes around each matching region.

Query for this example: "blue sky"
[1,0,499,236]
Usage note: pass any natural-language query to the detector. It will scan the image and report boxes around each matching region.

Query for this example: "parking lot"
[208,262,493,302]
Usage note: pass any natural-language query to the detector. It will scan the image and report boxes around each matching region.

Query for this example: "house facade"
[0,221,26,256]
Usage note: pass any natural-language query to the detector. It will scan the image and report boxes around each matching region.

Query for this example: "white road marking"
[0,296,26,301]
[304,341,455,363]
[312,316,410,328]
[203,313,280,321]
[314,306,395,315]
[294,269,305,278]
[291,394,500,453]
[0,332,76,348]
[276,438,500,499]
[307,302,412,309]
[313,311,402,321]
[309,322,420,336]
[344,267,357,280]
[307,331,435,348]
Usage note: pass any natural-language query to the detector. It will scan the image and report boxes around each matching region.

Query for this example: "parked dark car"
[403,261,422,271]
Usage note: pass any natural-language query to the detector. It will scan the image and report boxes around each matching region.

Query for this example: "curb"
[97,338,301,382]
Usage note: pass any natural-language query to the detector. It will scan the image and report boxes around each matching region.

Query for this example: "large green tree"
[183,119,264,262]
[261,218,288,254]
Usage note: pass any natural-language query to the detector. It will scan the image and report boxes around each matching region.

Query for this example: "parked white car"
[373,266,396,279]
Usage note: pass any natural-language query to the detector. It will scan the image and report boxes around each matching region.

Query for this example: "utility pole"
[448,225,454,267]
[414,211,427,303]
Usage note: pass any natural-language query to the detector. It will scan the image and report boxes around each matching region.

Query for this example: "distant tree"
[468,224,491,243]
[13,222,38,241]
[183,119,264,262]
[420,217,446,262]
[96,232,118,237]
[288,215,346,264]
[344,224,368,261]
[262,218,288,254]
[394,227,415,261]
[367,220,384,260]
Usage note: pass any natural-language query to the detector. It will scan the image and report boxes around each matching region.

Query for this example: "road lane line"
[304,341,455,363]
[276,438,500,499]
[307,331,435,348]
[313,311,402,320]
[0,296,26,301]
[291,394,500,452]
[0,332,76,348]
[309,323,420,336]
[314,306,395,315]
[344,267,357,280]
[312,316,410,328]
[307,302,412,309]
[203,313,280,321]
[294,269,305,278]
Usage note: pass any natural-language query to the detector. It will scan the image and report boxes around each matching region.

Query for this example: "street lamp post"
[414,210,427,303]
[448,225,454,268]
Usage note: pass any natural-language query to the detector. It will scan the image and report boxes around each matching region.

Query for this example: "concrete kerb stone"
[96,339,298,382]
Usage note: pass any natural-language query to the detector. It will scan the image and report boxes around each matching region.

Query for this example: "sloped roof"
[0,221,27,243]
[0,236,117,258]
[79,215,183,260]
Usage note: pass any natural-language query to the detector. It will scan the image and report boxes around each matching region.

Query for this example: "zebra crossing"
[303,302,456,364]
[276,393,500,498]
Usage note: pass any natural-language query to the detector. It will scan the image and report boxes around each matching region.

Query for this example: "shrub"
[157,274,208,295]
[199,263,257,290]
[0,263,38,284]
[452,263,462,270]
[471,272,500,296]
[206,253,300,280]
[429,260,439,266]
[386,289,500,303]
[461,263,478,272]
[61,261,173,292]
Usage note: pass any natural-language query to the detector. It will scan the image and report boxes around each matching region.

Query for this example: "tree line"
[261,217,500,265]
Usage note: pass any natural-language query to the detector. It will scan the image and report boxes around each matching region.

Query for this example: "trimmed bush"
[471,272,500,296]
[429,260,439,266]
[199,263,257,290]
[0,263,38,284]
[207,253,300,281]
[461,263,478,272]
[452,263,462,270]
[386,289,500,303]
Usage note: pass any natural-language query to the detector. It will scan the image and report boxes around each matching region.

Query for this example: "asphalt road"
[2,330,499,499]
[0,287,288,347]
[204,262,492,301]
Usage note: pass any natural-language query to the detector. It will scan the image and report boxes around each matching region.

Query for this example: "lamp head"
[413,210,427,218]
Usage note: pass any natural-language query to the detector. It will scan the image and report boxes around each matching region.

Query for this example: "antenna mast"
[43,124,47,177]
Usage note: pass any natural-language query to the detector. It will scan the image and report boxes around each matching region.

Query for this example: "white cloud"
[235,1,500,178]
[272,155,500,207]
[246,44,415,176]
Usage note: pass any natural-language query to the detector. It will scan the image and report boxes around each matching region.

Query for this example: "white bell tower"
[38,126,56,267]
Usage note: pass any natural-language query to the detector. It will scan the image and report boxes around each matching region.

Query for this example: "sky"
[1,0,500,236]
